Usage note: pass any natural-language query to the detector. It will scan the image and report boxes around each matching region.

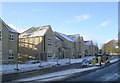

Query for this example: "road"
[65,60,120,81]
[2,56,119,82]
[2,62,82,82]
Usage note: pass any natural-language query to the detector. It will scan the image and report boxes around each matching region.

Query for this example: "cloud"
[32,9,42,13]
[8,24,24,33]
[101,21,111,27]
[74,14,90,22]
[61,14,90,24]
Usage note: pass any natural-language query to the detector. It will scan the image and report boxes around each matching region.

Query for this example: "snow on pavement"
[1,56,95,74]
[14,66,99,82]
[1,56,119,74]
[110,58,119,63]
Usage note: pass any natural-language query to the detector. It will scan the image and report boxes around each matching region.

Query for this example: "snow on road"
[14,66,99,82]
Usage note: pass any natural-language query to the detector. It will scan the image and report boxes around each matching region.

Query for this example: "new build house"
[84,40,98,56]
[0,18,19,64]
[54,32,75,59]
[84,40,94,56]
[68,34,85,58]
[19,25,59,62]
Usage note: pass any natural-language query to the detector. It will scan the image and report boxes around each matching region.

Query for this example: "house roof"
[68,34,80,42]
[20,25,51,38]
[80,36,84,41]
[55,32,74,42]
[0,18,19,34]
[84,41,93,46]
[55,36,60,40]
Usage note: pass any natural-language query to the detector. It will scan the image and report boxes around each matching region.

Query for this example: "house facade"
[19,25,59,62]
[79,36,85,57]
[84,40,94,56]
[118,32,120,54]
[67,34,85,58]
[0,18,19,64]
[54,32,74,59]
[92,43,98,55]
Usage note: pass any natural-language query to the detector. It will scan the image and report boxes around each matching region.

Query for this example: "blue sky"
[1,2,118,48]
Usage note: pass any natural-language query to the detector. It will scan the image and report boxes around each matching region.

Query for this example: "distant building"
[19,25,58,62]
[68,34,85,58]
[93,43,99,55]
[0,18,19,64]
[84,40,95,56]
[80,36,86,56]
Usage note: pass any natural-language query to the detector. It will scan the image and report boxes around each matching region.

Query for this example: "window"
[9,34,14,41]
[48,38,52,46]
[55,41,58,47]
[8,50,14,60]
[0,31,2,41]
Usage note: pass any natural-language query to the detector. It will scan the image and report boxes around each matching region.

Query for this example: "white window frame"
[48,38,52,46]
[8,50,14,60]
[9,34,14,41]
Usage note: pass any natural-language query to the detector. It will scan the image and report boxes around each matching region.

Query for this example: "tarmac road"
[66,60,120,81]
[2,62,82,82]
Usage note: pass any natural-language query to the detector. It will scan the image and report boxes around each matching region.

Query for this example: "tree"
[99,49,102,54]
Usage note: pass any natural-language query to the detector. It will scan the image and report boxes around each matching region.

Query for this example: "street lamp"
[39,53,42,67]
[69,48,71,64]
[56,53,60,65]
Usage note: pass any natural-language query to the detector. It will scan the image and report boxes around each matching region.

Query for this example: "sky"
[1,2,118,48]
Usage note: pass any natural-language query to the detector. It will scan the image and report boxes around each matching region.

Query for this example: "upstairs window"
[55,41,58,47]
[9,34,14,41]
[0,31,2,41]
[48,38,52,46]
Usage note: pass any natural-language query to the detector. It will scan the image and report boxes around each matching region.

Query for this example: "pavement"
[2,55,120,82]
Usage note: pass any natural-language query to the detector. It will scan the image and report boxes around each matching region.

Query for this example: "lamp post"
[56,52,60,65]
[69,48,71,64]
[39,53,42,67]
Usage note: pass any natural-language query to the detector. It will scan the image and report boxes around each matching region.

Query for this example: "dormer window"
[9,34,14,41]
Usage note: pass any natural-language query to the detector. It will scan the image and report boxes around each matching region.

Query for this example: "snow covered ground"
[1,56,95,74]
[14,66,99,82]
[0,56,119,75]
[13,56,120,82]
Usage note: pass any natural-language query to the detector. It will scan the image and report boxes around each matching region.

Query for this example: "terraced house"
[68,34,85,58]
[19,24,99,62]
[19,25,59,62]
[84,40,94,56]
[0,18,19,64]
[54,32,75,59]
